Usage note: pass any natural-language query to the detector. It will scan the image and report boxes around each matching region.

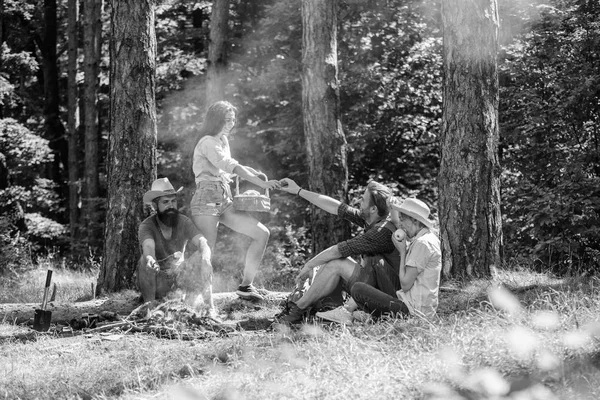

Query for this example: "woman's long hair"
[194,101,237,148]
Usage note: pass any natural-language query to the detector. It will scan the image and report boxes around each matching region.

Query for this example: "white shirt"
[397,228,441,319]
[193,135,239,184]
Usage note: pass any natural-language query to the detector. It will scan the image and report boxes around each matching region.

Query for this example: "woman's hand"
[258,179,281,190]
[279,178,300,194]
[391,231,407,254]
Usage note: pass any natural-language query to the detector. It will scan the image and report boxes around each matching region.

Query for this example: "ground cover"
[1,268,599,399]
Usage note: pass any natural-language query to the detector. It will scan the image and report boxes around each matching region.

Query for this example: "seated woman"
[190,101,281,302]
[351,197,442,320]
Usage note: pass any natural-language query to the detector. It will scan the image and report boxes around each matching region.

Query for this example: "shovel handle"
[41,270,53,311]
[44,270,53,288]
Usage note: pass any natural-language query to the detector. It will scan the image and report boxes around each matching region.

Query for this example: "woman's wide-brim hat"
[391,197,435,229]
[143,178,183,204]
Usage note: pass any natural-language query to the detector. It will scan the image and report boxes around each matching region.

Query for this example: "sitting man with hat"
[138,177,214,316]
[351,197,442,320]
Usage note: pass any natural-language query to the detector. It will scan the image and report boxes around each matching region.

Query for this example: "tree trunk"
[98,0,157,294]
[301,0,349,254]
[83,0,103,249]
[206,0,229,105]
[42,0,68,213]
[438,0,503,279]
[67,0,81,251]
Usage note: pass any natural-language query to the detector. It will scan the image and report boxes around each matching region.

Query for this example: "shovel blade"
[33,309,52,332]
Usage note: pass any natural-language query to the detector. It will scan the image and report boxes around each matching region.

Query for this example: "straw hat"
[391,198,435,229]
[143,178,183,204]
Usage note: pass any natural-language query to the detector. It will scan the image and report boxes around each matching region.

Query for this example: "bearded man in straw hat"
[138,177,215,316]
[351,197,442,320]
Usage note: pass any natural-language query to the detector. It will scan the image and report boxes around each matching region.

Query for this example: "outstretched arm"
[279,177,341,215]
[234,165,281,191]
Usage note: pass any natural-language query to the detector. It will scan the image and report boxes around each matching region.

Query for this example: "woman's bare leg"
[191,215,220,251]
[221,209,269,286]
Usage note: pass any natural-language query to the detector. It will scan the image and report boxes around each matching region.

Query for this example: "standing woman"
[190,101,281,301]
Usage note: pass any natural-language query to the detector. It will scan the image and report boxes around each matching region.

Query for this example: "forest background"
[0,0,599,292]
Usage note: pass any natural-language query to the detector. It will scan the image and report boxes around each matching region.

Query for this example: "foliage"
[0,0,598,278]
[0,119,52,184]
[339,0,443,203]
[499,0,600,272]
[0,118,66,257]
[0,228,32,278]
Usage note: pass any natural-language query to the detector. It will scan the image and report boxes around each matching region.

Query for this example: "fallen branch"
[0,290,141,324]
[0,290,290,326]
[85,321,135,334]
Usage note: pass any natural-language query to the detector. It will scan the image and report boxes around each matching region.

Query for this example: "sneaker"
[316,306,353,325]
[352,310,373,324]
[274,302,307,325]
[236,284,264,302]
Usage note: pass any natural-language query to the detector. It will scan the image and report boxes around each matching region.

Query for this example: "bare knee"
[322,258,357,280]
[323,259,346,274]
[252,224,270,245]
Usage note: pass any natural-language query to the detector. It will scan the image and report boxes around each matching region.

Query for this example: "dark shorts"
[190,180,233,217]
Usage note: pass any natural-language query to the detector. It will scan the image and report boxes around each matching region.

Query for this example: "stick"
[85,321,134,333]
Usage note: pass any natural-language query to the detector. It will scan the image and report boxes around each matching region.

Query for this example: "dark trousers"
[351,282,410,317]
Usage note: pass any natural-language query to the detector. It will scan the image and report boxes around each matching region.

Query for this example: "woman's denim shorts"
[190,181,233,217]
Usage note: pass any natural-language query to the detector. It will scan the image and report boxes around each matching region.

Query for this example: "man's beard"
[157,209,179,227]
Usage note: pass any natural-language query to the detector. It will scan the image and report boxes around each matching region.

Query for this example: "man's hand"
[258,179,282,191]
[387,196,402,227]
[279,178,300,194]
[295,264,314,285]
[145,255,160,273]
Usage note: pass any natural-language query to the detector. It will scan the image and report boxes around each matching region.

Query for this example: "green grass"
[0,265,98,304]
[1,266,600,399]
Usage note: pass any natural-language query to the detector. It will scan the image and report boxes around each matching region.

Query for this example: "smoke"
[498,0,562,46]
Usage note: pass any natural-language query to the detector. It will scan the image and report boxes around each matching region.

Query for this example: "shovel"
[33,270,53,332]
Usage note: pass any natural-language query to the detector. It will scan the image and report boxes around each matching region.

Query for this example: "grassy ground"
[1,267,599,399]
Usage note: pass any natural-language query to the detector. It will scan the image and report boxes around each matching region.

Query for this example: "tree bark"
[301,0,349,253]
[67,0,81,251]
[42,0,68,211]
[439,0,503,279]
[206,0,229,105]
[98,0,157,294]
[83,0,103,249]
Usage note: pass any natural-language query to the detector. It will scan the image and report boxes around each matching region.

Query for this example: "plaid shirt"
[336,203,398,265]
